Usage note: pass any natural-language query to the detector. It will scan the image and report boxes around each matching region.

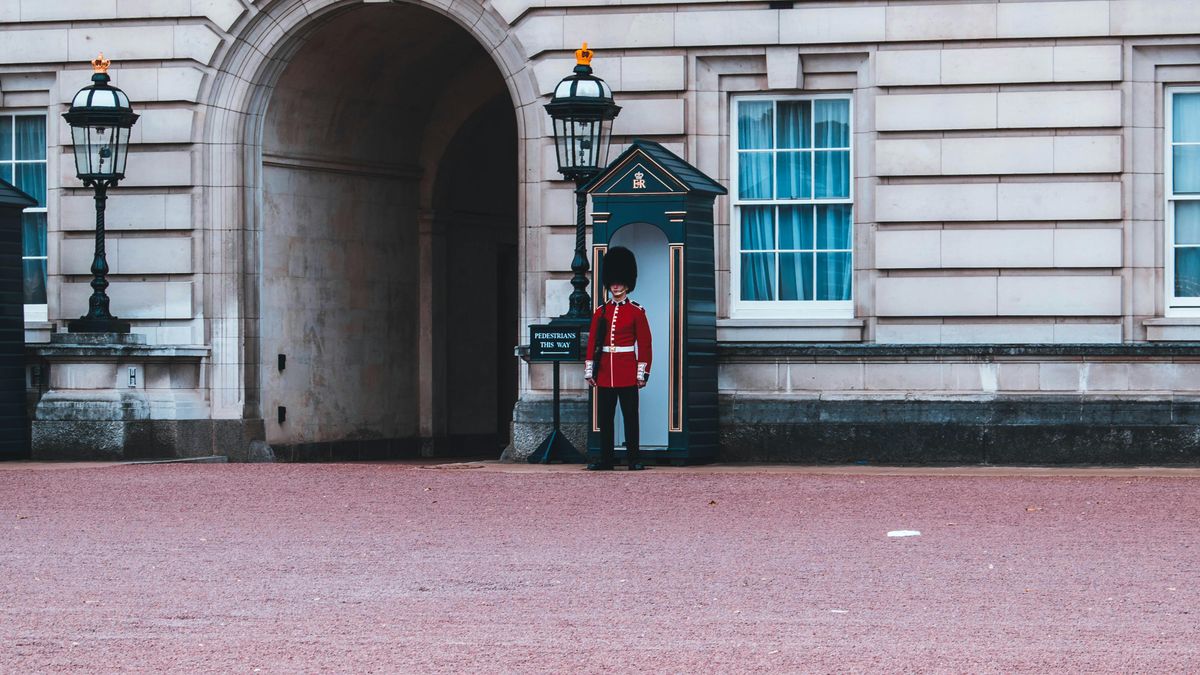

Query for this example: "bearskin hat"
[603,246,638,293]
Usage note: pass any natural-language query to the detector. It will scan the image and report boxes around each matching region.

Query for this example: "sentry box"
[0,178,37,459]
[581,140,726,465]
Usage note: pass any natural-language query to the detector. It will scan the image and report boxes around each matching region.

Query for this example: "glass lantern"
[544,43,621,182]
[62,54,139,185]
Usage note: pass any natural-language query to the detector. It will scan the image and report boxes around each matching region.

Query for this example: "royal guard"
[585,246,652,470]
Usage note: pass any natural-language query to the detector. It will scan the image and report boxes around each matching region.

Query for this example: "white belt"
[602,346,635,353]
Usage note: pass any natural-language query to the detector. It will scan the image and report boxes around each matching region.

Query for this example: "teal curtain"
[738,101,773,149]
[0,116,10,161]
[816,205,852,301]
[814,100,850,198]
[12,115,48,305]
[22,212,47,304]
[737,99,853,305]
[1177,201,1200,297]
[738,101,773,200]
[776,100,811,149]
[816,204,852,249]
[778,205,813,249]
[1174,146,1200,194]
[817,253,852,301]
[1177,201,1200,245]
[740,253,775,301]
[814,100,850,148]
[776,151,810,199]
[15,116,46,160]
[1173,93,1200,142]
[738,153,772,199]
[780,253,813,301]
[1176,249,1200,297]
[775,102,815,199]
[779,207,813,300]
[1174,94,1200,194]
[16,164,45,206]
[15,116,46,204]
[815,151,850,198]
[741,205,775,250]
[740,206,775,301]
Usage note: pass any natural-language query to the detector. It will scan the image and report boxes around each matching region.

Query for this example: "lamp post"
[63,54,139,334]
[525,44,619,465]
[544,42,620,324]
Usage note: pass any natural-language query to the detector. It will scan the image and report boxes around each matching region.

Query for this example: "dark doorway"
[436,95,519,455]
[259,4,518,459]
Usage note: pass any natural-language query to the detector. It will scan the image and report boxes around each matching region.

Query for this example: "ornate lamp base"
[68,317,131,334]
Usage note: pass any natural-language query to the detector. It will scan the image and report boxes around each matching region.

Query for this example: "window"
[731,96,853,318]
[0,113,48,322]
[1168,89,1200,315]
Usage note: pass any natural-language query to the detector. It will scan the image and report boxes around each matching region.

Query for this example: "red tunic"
[585,298,652,389]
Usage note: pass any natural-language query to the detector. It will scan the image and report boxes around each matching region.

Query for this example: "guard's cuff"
[637,362,648,381]
[584,360,594,379]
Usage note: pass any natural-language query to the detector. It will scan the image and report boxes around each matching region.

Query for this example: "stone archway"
[198,0,536,457]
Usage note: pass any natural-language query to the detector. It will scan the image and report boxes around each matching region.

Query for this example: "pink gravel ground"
[1,462,1198,673]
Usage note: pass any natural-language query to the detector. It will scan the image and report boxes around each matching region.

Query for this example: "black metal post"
[552,360,561,430]
[527,359,587,464]
[69,180,130,333]
[563,180,591,321]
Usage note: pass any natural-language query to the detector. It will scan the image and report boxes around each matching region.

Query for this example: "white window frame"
[0,111,49,323]
[1166,87,1200,317]
[730,94,854,319]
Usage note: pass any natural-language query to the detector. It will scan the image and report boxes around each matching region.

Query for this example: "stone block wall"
[715,344,1200,465]
[7,0,1200,460]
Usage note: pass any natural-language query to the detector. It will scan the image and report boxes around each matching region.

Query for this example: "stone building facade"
[8,0,1200,462]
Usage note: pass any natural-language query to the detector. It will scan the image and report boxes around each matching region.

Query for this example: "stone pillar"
[417,209,447,456]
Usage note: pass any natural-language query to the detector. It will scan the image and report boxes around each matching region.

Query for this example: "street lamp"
[63,54,139,334]
[545,42,620,323]
[526,43,620,465]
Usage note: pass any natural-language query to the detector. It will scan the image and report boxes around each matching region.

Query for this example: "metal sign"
[528,324,583,362]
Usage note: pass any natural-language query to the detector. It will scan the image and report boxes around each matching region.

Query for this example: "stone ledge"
[717,318,865,343]
[1144,318,1200,342]
[31,344,210,359]
[23,321,54,344]
[719,342,1200,360]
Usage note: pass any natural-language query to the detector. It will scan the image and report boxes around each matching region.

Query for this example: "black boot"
[588,450,614,471]
[626,449,644,471]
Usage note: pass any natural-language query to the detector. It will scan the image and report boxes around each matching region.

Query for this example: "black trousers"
[597,386,640,465]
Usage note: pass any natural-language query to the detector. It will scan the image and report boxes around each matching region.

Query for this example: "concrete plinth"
[508,396,589,462]
[29,333,236,461]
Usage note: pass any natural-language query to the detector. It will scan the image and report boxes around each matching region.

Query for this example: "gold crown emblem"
[575,42,594,66]
[91,53,111,74]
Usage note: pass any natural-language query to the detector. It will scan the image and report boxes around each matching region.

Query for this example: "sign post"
[526,324,588,464]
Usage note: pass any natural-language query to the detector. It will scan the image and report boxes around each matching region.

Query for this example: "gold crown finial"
[91,53,111,74]
[575,42,593,66]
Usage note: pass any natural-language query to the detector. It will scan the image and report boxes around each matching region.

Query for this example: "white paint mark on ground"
[887,530,921,538]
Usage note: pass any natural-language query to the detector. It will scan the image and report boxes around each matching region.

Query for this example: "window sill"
[1144,318,1200,342]
[717,318,864,343]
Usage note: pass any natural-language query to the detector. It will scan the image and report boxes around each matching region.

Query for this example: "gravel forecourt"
[1,462,1198,673]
